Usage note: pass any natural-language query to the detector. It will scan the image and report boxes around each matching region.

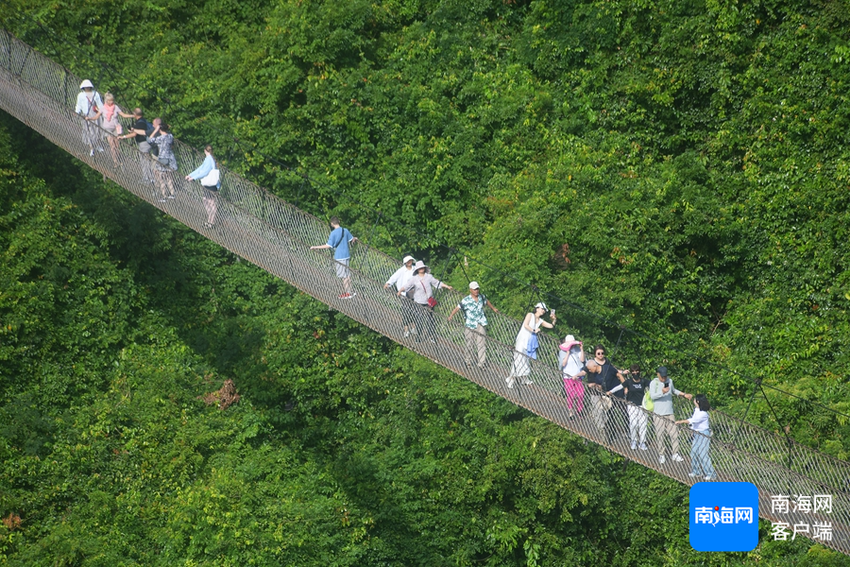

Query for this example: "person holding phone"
[506,303,555,388]
[649,366,692,465]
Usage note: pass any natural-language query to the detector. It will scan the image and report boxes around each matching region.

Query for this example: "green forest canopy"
[2,0,850,564]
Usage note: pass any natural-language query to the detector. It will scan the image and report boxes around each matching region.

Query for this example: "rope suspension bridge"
[2,28,849,554]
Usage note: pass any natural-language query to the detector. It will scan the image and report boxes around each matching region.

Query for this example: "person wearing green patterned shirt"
[448,282,499,368]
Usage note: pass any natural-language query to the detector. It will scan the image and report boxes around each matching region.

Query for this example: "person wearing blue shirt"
[310,217,358,298]
[185,145,221,228]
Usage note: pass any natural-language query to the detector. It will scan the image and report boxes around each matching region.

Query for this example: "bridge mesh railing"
[1,29,848,554]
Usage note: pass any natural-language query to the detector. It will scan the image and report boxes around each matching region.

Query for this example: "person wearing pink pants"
[559,335,586,419]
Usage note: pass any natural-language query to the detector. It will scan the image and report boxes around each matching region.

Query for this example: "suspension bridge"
[1,28,849,554]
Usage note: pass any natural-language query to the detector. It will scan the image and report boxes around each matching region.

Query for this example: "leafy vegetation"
[2,0,850,563]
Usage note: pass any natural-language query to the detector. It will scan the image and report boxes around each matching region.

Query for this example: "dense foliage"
[2,0,850,563]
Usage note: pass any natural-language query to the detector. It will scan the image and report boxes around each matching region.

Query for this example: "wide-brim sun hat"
[559,334,582,352]
[79,79,94,89]
[412,260,430,273]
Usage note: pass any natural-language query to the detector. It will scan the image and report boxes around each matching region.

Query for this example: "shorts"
[203,185,219,199]
[334,258,350,279]
[156,155,178,172]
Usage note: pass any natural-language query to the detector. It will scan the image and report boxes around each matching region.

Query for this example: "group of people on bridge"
[311,218,718,481]
[75,79,222,228]
[75,79,718,483]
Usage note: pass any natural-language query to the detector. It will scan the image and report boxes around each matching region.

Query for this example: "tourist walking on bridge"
[399,261,452,343]
[448,281,499,368]
[385,255,417,336]
[507,303,555,388]
[311,217,358,299]
[74,79,103,157]
[650,366,691,465]
[676,394,716,480]
[118,108,155,183]
[622,364,650,451]
[99,93,124,169]
[186,145,221,228]
[148,121,177,201]
[585,345,625,432]
[559,335,585,418]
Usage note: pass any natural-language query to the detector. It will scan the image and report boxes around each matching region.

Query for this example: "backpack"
[642,390,654,412]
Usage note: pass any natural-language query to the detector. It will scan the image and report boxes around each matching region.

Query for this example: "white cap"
[535,302,548,312]
[469,281,480,289]
[79,79,94,89]
[402,255,415,264]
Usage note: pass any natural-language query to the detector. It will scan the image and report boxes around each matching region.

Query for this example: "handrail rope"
[5,14,850,427]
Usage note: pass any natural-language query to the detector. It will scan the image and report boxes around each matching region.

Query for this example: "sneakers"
[659,455,666,465]
[338,293,352,299]
[638,443,648,451]
[89,149,94,156]
[506,377,515,389]
[522,379,533,386]
[671,454,684,462]
[688,472,699,478]
[630,441,637,450]
[403,330,410,338]
[704,475,717,481]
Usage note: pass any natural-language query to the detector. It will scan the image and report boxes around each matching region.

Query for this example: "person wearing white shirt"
[385,256,416,337]
[74,79,104,156]
[676,394,717,481]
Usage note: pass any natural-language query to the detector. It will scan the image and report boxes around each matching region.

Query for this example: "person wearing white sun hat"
[399,261,453,343]
[74,79,104,156]
[385,255,417,337]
